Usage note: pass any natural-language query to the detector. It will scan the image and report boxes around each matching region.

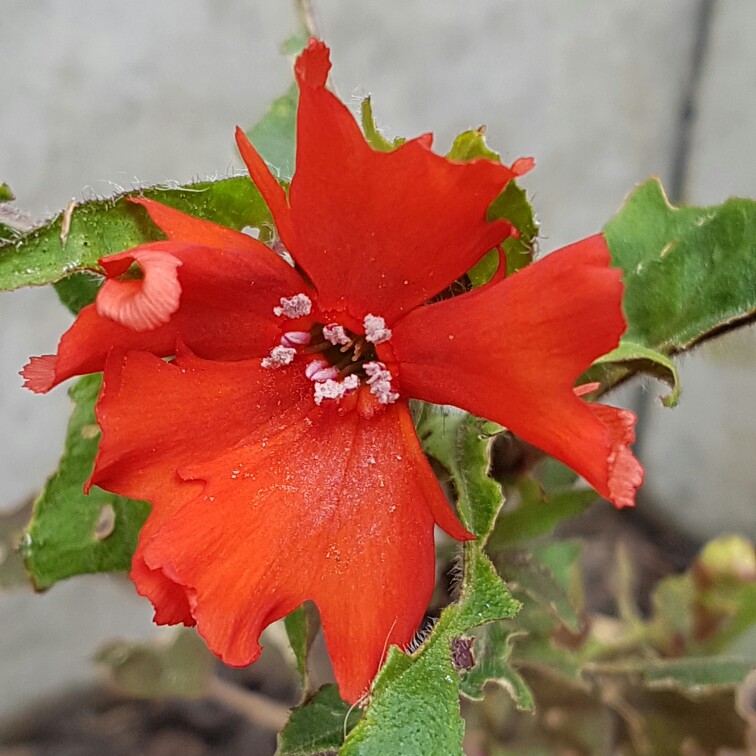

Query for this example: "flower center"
[263,296,399,406]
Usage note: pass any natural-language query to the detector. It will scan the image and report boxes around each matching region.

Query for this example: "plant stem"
[296,0,319,39]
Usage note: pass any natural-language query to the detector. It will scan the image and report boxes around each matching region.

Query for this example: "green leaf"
[360,96,405,153]
[284,602,321,691]
[95,629,215,699]
[594,339,681,407]
[459,623,534,710]
[605,179,756,353]
[0,177,273,297]
[341,548,519,755]
[0,182,14,202]
[277,684,360,755]
[21,374,150,588]
[584,657,754,694]
[414,404,504,538]
[490,478,597,548]
[246,83,299,181]
[53,272,103,315]
[447,128,500,163]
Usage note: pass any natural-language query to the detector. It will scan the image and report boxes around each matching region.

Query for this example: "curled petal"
[24,238,310,393]
[392,234,643,508]
[97,249,182,331]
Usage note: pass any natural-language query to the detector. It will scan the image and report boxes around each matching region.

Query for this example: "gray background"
[1,0,754,718]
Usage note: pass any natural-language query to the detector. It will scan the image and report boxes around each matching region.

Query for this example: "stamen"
[305,359,340,382]
[322,323,351,346]
[281,330,312,347]
[313,375,360,405]
[261,345,296,369]
[363,314,392,344]
[363,361,399,405]
[273,293,312,319]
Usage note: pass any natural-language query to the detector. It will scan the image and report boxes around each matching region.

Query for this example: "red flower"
[23,40,642,702]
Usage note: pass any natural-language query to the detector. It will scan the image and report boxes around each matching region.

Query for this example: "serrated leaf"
[459,623,534,710]
[95,629,215,699]
[447,128,500,163]
[284,602,321,691]
[605,179,756,353]
[21,374,150,588]
[277,684,359,755]
[246,83,299,181]
[594,339,681,407]
[414,405,504,539]
[360,97,405,153]
[0,177,273,298]
[341,548,519,755]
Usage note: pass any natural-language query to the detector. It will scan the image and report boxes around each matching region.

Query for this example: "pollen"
[273,293,312,319]
[363,314,392,344]
[313,374,361,405]
[261,345,296,369]
[363,361,399,404]
[322,323,351,346]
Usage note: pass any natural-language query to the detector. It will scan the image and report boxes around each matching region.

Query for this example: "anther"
[281,330,312,348]
[313,375,360,405]
[322,323,351,346]
[305,359,340,382]
[363,361,399,404]
[261,345,296,369]
[273,293,312,319]
[363,314,392,344]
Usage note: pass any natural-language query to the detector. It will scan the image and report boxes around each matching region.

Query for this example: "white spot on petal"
[363,313,392,344]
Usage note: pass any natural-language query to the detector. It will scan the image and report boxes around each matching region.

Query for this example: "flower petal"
[280,39,519,323]
[391,235,644,508]
[91,349,315,624]
[141,400,468,703]
[23,239,309,392]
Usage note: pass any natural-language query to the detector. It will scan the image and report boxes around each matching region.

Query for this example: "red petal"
[97,248,182,331]
[129,196,278,255]
[91,350,315,624]
[391,235,643,508]
[284,39,519,323]
[234,128,296,251]
[20,354,57,394]
[24,239,309,392]
[142,400,467,703]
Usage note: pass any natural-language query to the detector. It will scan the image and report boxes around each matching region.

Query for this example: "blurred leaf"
[585,657,754,694]
[0,504,32,589]
[460,623,534,710]
[284,602,321,691]
[0,177,273,302]
[361,97,405,152]
[414,405,503,539]
[595,339,681,407]
[341,548,519,755]
[499,549,581,633]
[0,182,14,202]
[490,477,597,548]
[21,374,150,588]
[246,83,299,181]
[96,629,214,699]
[277,684,359,755]
[605,179,756,353]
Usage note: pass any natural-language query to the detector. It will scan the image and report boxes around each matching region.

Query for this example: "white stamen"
[363,361,399,404]
[322,323,351,346]
[261,345,296,369]
[281,330,312,347]
[305,359,340,382]
[313,375,360,405]
[363,313,392,344]
[273,293,312,319]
